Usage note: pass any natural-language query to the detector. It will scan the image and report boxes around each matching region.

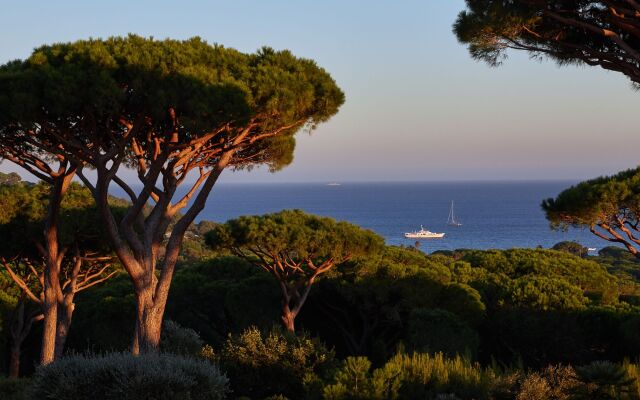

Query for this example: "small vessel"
[326,182,341,186]
[587,247,597,252]
[404,225,445,239]
[447,201,462,226]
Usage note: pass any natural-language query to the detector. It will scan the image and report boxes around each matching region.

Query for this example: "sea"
[194,181,605,253]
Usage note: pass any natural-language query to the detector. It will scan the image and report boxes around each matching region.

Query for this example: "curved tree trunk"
[54,298,74,360]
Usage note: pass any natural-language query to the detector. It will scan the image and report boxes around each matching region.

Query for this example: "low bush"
[623,360,640,399]
[572,360,637,400]
[323,352,493,400]
[218,326,334,400]
[28,352,228,400]
[160,319,204,357]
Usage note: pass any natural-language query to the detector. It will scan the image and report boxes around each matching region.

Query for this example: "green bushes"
[28,352,229,400]
[160,320,204,357]
[323,352,493,400]
[572,361,638,400]
[216,327,334,399]
[321,355,640,400]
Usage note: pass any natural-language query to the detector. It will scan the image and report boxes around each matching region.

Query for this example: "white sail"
[447,201,462,226]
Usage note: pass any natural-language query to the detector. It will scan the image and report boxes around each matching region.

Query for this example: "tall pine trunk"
[40,170,74,365]
[40,265,59,364]
[54,298,74,360]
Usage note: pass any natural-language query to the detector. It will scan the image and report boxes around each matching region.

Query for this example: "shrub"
[28,352,228,400]
[383,352,491,399]
[623,360,640,399]
[160,319,204,357]
[516,372,551,400]
[323,352,493,400]
[219,326,334,399]
[540,365,578,400]
[0,377,29,400]
[572,361,637,400]
[322,357,378,400]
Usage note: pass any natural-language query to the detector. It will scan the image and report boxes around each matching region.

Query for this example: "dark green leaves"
[454,1,640,85]
[0,35,344,170]
[206,210,383,262]
[543,168,640,228]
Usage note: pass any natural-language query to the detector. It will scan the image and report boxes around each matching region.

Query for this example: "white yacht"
[404,225,445,239]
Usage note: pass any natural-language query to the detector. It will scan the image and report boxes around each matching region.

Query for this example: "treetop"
[543,167,640,228]
[206,209,384,262]
[0,35,345,172]
[454,1,640,85]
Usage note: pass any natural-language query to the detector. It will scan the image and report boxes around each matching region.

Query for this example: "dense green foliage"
[206,210,384,262]
[28,352,228,400]
[212,327,334,399]
[0,182,125,258]
[553,241,589,258]
[454,1,640,86]
[543,168,640,257]
[0,35,345,172]
[160,320,205,357]
[207,210,385,332]
[0,207,639,398]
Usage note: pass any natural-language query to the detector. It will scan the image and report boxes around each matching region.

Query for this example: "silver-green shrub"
[160,320,204,357]
[28,352,228,400]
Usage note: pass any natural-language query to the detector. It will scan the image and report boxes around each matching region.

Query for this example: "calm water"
[194,181,604,253]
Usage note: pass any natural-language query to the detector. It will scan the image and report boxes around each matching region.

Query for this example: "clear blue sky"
[1,0,638,182]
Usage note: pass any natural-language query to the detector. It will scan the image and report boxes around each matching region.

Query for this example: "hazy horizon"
[1,1,638,183]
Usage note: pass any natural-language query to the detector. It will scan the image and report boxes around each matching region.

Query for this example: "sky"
[0,0,638,183]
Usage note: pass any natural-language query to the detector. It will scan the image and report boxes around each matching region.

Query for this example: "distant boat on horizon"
[404,225,445,239]
[447,201,463,226]
[326,182,341,186]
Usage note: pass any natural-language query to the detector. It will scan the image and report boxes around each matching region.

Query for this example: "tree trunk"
[9,342,21,379]
[281,304,296,333]
[40,167,75,365]
[133,287,163,354]
[40,272,59,365]
[54,298,74,360]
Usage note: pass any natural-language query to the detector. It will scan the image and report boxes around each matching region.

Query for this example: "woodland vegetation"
[0,170,639,399]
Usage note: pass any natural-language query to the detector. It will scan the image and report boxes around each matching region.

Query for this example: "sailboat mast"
[447,200,461,226]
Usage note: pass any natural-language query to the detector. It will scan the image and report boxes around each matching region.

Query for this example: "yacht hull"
[404,233,445,239]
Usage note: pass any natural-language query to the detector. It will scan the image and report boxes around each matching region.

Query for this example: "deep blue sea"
[195,181,604,253]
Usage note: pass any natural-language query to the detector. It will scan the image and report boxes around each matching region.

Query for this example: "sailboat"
[447,201,462,226]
